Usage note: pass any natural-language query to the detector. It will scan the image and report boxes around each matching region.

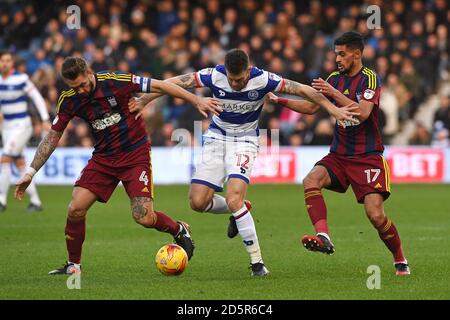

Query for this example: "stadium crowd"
[0,0,449,147]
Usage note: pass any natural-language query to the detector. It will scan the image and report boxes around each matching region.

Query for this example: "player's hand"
[15,174,33,201]
[129,97,149,120]
[194,97,222,118]
[266,92,279,104]
[312,78,337,97]
[128,96,144,113]
[332,104,361,128]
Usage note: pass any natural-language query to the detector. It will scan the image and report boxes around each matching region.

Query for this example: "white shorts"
[191,137,259,191]
[1,118,33,157]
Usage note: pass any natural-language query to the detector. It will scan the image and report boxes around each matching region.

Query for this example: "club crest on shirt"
[107,96,118,107]
[363,89,375,100]
[248,90,259,100]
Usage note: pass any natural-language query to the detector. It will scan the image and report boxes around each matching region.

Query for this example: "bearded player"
[15,57,221,274]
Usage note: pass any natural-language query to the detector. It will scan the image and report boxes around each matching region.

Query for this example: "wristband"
[278,97,289,106]
[25,167,37,178]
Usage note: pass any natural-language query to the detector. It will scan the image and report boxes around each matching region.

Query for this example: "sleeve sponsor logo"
[363,89,375,100]
[200,68,213,75]
[268,72,282,82]
[132,75,141,84]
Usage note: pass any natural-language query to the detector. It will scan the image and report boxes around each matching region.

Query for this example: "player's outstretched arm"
[129,73,199,113]
[282,79,360,126]
[148,78,221,118]
[312,77,374,121]
[15,129,63,200]
[129,72,221,119]
[266,92,319,114]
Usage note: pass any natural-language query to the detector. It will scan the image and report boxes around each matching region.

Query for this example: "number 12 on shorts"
[236,153,249,174]
[236,154,249,169]
[364,169,381,183]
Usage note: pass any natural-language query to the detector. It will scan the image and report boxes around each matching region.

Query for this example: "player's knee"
[303,174,320,189]
[226,194,244,212]
[67,203,87,221]
[189,194,208,212]
[366,208,385,226]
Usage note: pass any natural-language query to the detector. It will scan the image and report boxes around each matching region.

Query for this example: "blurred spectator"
[306,32,328,79]
[379,86,399,142]
[432,121,450,147]
[157,1,179,36]
[399,58,421,117]
[0,0,448,148]
[311,118,334,145]
[433,96,450,130]
[409,121,432,145]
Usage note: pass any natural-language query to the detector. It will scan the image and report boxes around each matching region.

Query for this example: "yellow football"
[155,243,188,276]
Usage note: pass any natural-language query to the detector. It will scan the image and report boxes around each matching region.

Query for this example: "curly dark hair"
[61,56,88,80]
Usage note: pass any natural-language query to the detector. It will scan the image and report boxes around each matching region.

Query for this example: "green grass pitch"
[0,184,449,300]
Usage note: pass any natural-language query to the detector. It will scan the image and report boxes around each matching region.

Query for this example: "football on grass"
[155,243,188,276]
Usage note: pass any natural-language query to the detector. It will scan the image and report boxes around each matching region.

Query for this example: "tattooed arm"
[282,79,359,124]
[137,73,198,106]
[129,72,221,119]
[15,129,63,200]
[30,129,63,171]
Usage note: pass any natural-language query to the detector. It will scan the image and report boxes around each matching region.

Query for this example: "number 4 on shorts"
[139,171,149,186]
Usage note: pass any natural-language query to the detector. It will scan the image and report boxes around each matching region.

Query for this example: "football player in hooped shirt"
[270,32,410,276]
[0,50,51,213]
[129,49,359,276]
[14,57,222,275]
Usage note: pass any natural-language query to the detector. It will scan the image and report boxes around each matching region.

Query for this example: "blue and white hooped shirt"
[195,65,284,143]
[0,70,49,124]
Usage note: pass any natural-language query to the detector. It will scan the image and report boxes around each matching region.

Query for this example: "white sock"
[317,232,331,241]
[0,163,11,205]
[19,168,42,206]
[205,194,230,214]
[232,205,263,264]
